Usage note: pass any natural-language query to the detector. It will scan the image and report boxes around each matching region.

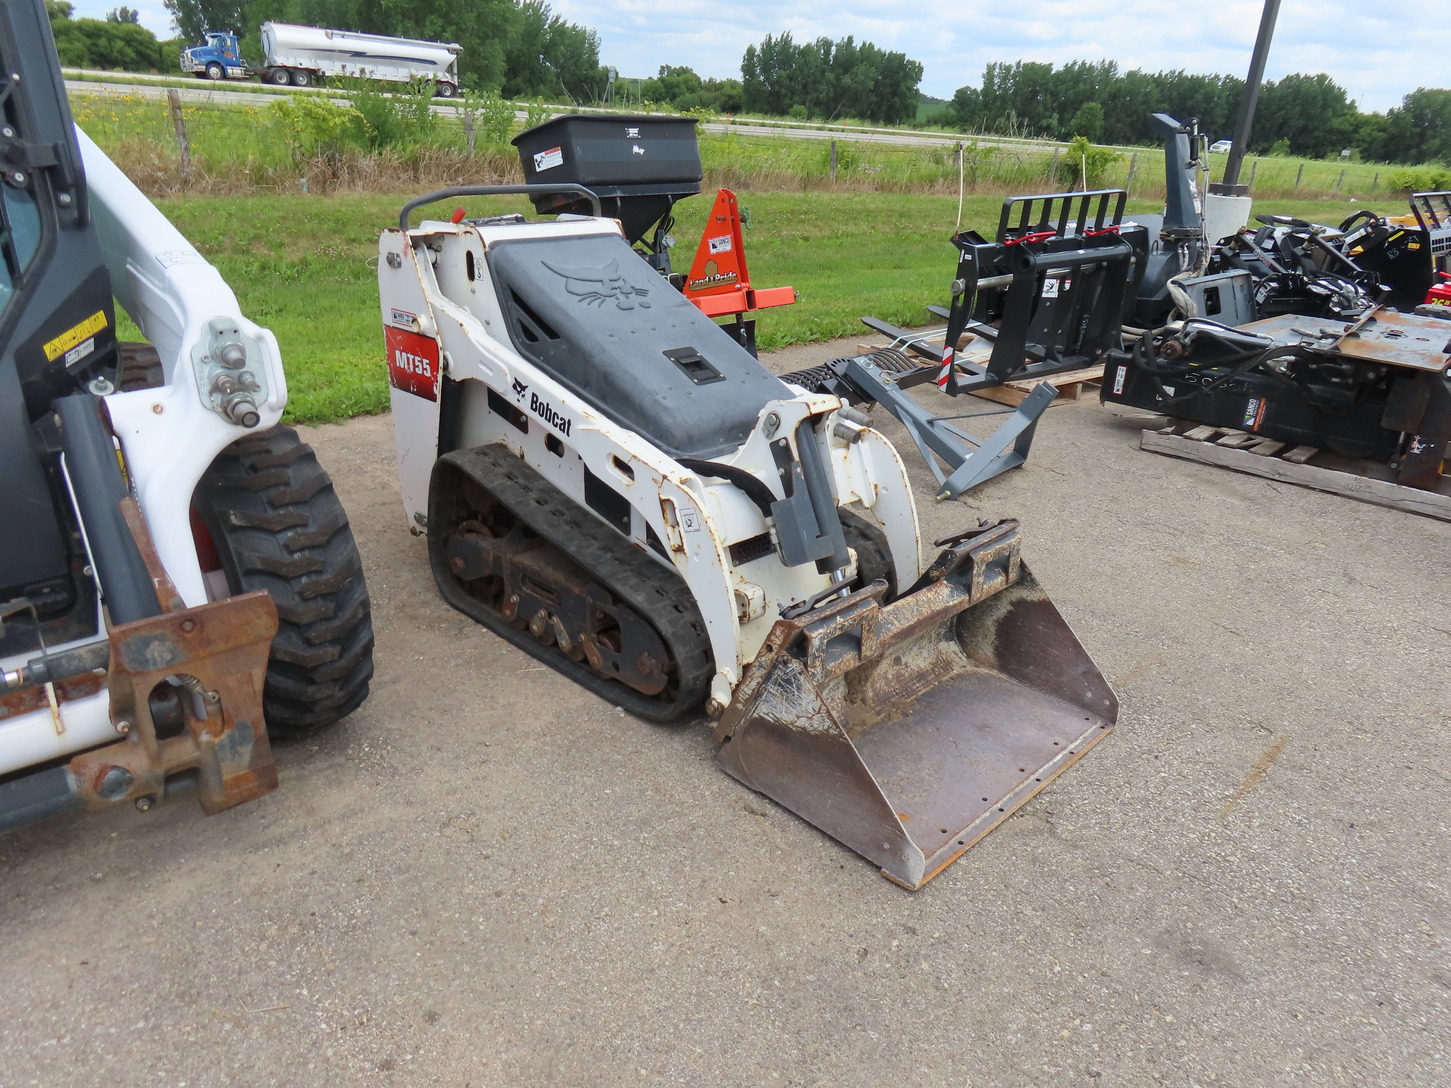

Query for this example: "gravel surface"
[2,338,1446,1087]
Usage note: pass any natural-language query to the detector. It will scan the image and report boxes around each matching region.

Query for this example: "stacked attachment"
[787,190,1145,499]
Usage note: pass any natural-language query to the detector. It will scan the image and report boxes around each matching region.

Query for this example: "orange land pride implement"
[680,188,796,345]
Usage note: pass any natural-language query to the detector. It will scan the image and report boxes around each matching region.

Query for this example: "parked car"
[1209,139,1233,154]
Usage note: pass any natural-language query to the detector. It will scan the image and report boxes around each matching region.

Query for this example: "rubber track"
[193,425,374,736]
[431,445,714,723]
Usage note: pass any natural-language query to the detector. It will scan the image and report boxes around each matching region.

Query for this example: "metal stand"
[824,353,1057,500]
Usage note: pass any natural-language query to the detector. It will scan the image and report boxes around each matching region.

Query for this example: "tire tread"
[194,425,374,737]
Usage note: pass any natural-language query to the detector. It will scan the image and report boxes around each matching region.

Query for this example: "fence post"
[1294,162,1304,191]
[165,89,191,183]
[1372,172,1379,193]
[1335,169,1345,192]
[1049,147,1061,186]
[464,114,476,155]
[830,139,837,183]
[1248,159,1257,186]
[1124,152,1138,195]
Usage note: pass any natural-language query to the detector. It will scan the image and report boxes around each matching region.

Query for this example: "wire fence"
[70,87,1406,204]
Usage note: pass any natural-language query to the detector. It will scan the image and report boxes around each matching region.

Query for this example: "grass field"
[145,190,1416,424]
[71,88,1422,204]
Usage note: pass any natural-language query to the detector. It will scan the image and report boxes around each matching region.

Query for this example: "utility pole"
[1216,0,1281,194]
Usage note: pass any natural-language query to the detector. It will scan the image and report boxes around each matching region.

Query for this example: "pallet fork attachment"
[714,521,1117,889]
[812,350,1059,500]
[824,191,1146,498]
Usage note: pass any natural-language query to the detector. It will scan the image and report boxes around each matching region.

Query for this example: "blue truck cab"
[180,31,246,80]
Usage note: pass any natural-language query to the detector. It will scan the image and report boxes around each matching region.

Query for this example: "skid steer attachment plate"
[714,521,1116,889]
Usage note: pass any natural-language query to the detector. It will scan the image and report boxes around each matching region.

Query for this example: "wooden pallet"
[853,336,1104,407]
[966,365,1105,407]
[1142,421,1451,522]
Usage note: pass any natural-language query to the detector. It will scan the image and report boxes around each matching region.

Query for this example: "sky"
[73,0,1444,115]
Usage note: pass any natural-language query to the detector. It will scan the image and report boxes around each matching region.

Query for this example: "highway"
[63,70,1085,154]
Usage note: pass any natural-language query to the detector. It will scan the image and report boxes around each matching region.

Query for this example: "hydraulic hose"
[677,458,778,518]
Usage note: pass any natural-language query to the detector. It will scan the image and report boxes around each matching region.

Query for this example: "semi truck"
[180,22,462,96]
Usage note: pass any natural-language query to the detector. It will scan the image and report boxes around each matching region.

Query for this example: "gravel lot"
[2,339,1446,1087]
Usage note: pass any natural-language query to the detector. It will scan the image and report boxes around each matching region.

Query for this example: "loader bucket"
[713,521,1116,890]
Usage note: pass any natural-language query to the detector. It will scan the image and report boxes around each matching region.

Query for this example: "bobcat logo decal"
[542,260,651,310]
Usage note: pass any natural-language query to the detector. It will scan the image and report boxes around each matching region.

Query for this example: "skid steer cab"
[380,186,1116,889]
[0,0,372,833]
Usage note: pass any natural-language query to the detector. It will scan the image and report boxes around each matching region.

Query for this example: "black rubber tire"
[116,341,163,391]
[839,506,898,600]
[267,68,291,86]
[205,62,224,80]
[435,81,457,98]
[290,69,312,87]
[192,425,373,738]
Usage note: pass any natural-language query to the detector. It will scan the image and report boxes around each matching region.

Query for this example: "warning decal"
[533,146,564,172]
[43,310,109,362]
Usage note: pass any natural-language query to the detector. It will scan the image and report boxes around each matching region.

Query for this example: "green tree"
[945,85,981,131]
[944,60,1375,150]
[1382,88,1451,164]
[1068,101,1104,141]
[163,0,244,43]
[742,33,800,117]
[48,2,168,70]
[702,77,743,114]
[740,33,922,124]
[106,6,140,22]
[1253,73,1354,157]
[976,61,1059,136]
[640,65,703,107]
[1066,134,1121,186]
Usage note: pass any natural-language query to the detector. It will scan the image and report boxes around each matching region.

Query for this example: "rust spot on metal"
[118,496,186,612]
[65,591,280,815]
[0,672,105,722]
[715,519,1117,890]
[1245,310,1451,375]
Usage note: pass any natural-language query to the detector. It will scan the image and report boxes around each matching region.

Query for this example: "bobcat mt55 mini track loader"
[0,0,373,831]
[380,179,1117,889]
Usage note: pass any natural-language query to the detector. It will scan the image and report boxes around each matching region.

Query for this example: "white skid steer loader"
[0,0,372,832]
[380,184,1116,889]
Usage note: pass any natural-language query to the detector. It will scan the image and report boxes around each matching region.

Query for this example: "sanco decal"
[385,326,440,401]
